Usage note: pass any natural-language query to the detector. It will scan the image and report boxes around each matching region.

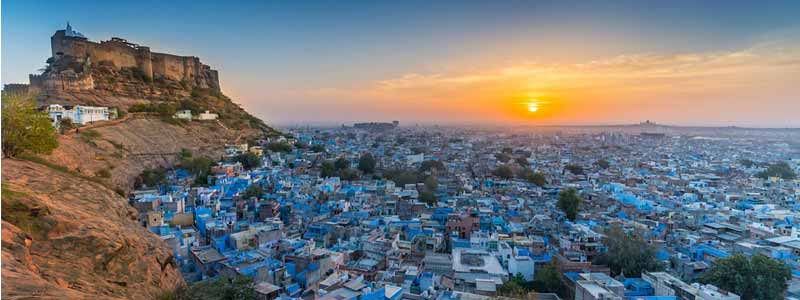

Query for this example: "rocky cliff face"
[2,159,182,299]
[2,62,277,298]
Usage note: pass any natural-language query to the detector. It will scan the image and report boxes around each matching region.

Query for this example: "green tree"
[1,94,58,157]
[334,157,349,170]
[594,225,664,277]
[241,184,264,200]
[179,148,193,159]
[532,262,563,293]
[738,159,755,168]
[700,254,790,300]
[420,190,437,205]
[310,144,326,153]
[235,153,262,170]
[419,160,446,173]
[494,165,514,179]
[266,141,292,153]
[756,161,797,180]
[320,161,336,178]
[497,273,531,297]
[135,168,167,188]
[358,153,377,174]
[557,188,581,221]
[564,164,584,175]
[58,118,76,134]
[520,168,547,187]
[338,168,359,181]
[174,275,256,300]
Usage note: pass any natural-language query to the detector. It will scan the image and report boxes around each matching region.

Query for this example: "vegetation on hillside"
[160,276,256,300]
[2,93,59,157]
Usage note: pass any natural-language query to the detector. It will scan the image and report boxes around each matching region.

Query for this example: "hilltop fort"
[6,23,220,95]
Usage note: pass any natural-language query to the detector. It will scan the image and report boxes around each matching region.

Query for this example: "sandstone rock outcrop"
[2,159,182,299]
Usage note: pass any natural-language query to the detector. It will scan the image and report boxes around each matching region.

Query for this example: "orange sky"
[255,34,800,127]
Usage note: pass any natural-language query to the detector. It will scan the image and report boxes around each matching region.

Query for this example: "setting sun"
[527,102,539,112]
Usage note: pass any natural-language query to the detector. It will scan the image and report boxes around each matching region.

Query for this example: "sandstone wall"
[51,33,219,90]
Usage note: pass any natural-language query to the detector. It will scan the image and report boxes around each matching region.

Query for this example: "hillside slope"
[2,57,279,297]
[2,159,181,299]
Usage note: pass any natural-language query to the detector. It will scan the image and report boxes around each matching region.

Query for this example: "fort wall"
[49,29,219,90]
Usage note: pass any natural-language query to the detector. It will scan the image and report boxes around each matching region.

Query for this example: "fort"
[4,23,220,94]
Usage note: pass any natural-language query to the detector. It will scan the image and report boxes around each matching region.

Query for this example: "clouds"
[284,34,798,125]
[246,30,800,126]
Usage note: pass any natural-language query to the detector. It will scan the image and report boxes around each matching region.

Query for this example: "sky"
[3,0,800,127]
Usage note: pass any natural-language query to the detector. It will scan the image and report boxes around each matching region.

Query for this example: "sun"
[527,102,539,112]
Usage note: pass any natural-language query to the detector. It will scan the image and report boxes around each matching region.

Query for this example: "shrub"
[1,94,58,157]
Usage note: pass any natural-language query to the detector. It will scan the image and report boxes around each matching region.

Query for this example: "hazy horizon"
[3,0,800,127]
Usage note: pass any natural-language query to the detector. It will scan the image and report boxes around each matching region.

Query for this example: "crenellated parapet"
[46,23,220,91]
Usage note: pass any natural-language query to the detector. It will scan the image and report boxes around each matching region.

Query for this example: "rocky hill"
[2,159,182,299]
[2,43,279,298]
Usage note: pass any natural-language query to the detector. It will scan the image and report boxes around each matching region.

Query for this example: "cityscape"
[2,2,800,300]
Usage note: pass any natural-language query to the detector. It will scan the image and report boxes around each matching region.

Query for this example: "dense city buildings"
[130,123,800,300]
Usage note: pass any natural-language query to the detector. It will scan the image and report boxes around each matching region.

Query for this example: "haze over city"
[3,0,800,126]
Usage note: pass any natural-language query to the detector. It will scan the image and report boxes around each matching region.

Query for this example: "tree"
[564,164,584,175]
[174,275,256,300]
[320,161,336,178]
[136,168,167,188]
[494,165,514,179]
[420,190,437,206]
[532,262,563,293]
[2,94,59,157]
[235,153,262,170]
[497,273,531,297]
[241,184,264,200]
[266,141,292,153]
[520,168,547,187]
[756,161,797,180]
[594,225,664,277]
[338,168,359,181]
[310,144,325,153]
[334,157,349,170]
[58,118,76,133]
[358,153,377,174]
[595,159,610,169]
[699,254,790,300]
[557,188,581,221]
[419,160,446,173]
[738,158,755,168]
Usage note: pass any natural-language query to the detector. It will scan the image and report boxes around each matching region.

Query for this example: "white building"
[642,271,739,300]
[48,104,110,126]
[174,109,193,120]
[198,110,218,120]
[507,253,535,281]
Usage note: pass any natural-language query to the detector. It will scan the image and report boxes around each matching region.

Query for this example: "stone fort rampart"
[50,25,219,90]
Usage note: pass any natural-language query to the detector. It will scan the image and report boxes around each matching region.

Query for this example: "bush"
[756,161,796,180]
[358,153,377,174]
[235,153,262,170]
[267,142,292,153]
[2,93,58,157]
[96,168,112,178]
[493,165,514,179]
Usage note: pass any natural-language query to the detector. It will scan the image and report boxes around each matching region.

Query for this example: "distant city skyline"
[3,0,800,127]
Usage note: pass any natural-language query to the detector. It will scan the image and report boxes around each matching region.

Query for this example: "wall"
[30,73,95,92]
[50,30,220,90]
